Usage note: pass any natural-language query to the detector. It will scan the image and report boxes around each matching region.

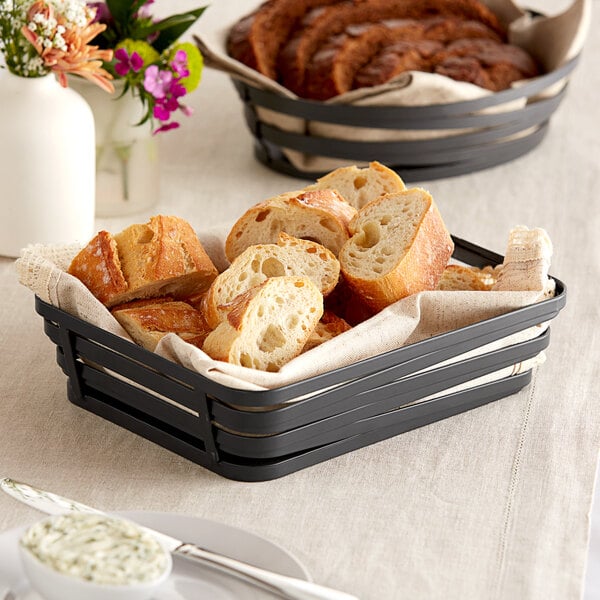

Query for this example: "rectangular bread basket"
[35,237,566,481]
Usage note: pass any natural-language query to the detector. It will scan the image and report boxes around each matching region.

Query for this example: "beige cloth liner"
[193,0,590,172]
[16,223,554,402]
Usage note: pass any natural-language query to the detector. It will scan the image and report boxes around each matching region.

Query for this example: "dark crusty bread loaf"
[353,17,501,89]
[227,0,545,98]
[224,189,357,262]
[354,38,443,89]
[421,15,502,42]
[303,19,425,100]
[303,16,504,100]
[339,188,454,311]
[202,276,324,371]
[111,298,212,351]
[432,38,539,91]
[304,161,406,210]
[68,215,218,308]
[277,0,505,95]
[204,232,340,329]
[226,0,338,79]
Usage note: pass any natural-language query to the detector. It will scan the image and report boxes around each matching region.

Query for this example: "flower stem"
[115,143,132,202]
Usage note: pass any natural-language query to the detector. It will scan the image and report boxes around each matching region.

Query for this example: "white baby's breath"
[0,0,90,77]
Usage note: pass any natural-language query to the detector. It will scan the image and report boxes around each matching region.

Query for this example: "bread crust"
[67,230,128,306]
[68,215,218,308]
[305,161,406,210]
[302,310,352,352]
[226,0,337,79]
[111,299,212,351]
[432,38,539,91]
[224,189,357,262]
[303,19,425,100]
[339,188,454,311]
[109,215,218,307]
[276,0,506,95]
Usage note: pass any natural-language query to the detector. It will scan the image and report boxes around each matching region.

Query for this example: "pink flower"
[114,48,143,76]
[153,102,171,121]
[154,121,180,134]
[180,105,194,117]
[144,61,193,133]
[143,64,172,99]
[171,50,189,78]
[169,80,187,99]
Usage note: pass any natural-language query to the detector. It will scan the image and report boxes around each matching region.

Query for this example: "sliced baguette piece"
[68,230,128,306]
[202,276,323,372]
[111,215,218,307]
[112,299,212,352]
[224,189,357,262]
[437,264,496,291]
[204,232,340,329]
[69,216,219,308]
[339,188,454,311]
[302,310,352,352]
[304,161,406,210]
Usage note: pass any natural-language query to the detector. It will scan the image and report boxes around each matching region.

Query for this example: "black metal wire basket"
[36,237,566,481]
[233,56,579,182]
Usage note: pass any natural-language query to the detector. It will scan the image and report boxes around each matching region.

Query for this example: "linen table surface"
[1,1,599,599]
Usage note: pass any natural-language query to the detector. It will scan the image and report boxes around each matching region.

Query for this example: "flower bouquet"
[77,1,207,215]
[0,0,114,89]
[87,0,206,134]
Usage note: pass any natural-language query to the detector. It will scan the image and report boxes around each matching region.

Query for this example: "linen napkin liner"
[16,224,555,397]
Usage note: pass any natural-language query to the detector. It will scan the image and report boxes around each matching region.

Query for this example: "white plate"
[0,511,311,599]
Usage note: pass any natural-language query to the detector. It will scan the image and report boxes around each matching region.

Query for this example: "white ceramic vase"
[70,78,160,217]
[0,69,96,258]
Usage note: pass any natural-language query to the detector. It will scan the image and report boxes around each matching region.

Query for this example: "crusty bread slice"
[202,277,323,371]
[302,310,352,352]
[224,189,357,262]
[111,215,218,307]
[278,0,506,95]
[69,216,219,308]
[353,39,443,89]
[304,161,406,210]
[339,188,454,311]
[302,20,425,100]
[437,264,496,291]
[112,299,212,352]
[204,232,340,329]
[68,230,128,306]
[226,0,337,80]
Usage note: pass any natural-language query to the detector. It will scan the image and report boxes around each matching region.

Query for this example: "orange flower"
[21,1,115,93]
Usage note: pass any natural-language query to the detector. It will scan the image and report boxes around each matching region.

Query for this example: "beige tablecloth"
[1,1,599,598]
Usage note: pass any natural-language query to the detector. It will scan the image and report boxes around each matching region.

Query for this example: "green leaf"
[105,0,135,26]
[136,7,207,53]
[105,0,147,37]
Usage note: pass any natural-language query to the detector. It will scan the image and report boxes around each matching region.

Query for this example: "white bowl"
[19,514,172,600]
